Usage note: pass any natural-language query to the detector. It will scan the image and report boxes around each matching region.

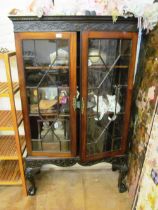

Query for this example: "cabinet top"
[9,15,137,22]
[9,16,138,32]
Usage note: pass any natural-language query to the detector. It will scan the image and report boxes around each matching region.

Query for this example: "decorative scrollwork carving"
[25,157,80,168]
[25,155,128,195]
[25,156,127,168]
[9,16,137,33]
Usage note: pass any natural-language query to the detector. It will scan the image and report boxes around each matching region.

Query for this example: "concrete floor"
[0,163,132,210]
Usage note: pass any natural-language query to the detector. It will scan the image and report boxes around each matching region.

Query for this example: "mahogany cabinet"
[10,16,138,195]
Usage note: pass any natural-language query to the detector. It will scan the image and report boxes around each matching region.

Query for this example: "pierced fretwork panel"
[86,38,131,156]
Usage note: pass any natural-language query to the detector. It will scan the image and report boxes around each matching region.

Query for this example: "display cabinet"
[10,16,138,195]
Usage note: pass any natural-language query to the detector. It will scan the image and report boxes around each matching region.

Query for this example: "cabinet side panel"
[121,33,138,153]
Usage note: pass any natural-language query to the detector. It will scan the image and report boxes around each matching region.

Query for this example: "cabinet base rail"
[25,155,128,195]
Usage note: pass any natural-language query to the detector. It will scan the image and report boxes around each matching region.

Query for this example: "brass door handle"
[72,91,80,112]
[73,96,76,111]
[81,97,85,115]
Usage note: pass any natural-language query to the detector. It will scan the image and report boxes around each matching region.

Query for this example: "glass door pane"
[81,32,137,160]
[22,35,76,155]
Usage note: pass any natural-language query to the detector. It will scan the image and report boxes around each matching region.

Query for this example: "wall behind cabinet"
[0,6,24,135]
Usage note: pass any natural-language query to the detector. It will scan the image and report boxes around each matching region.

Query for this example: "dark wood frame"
[81,31,138,161]
[10,16,138,195]
[15,32,77,157]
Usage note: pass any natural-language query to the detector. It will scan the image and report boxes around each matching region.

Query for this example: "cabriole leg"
[25,167,40,196]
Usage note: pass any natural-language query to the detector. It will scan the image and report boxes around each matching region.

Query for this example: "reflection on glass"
[86,38,131,156]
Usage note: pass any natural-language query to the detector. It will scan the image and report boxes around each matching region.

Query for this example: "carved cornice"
[9,16,138,32]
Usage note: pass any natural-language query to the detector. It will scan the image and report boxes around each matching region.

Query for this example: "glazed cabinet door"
[81,32,137,161]
[15,32,77,157]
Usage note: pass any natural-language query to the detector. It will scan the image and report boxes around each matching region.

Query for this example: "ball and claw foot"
[25,167,40,196]
[119,183,127,193]
[28,186,37,196]
[117,156,128,193]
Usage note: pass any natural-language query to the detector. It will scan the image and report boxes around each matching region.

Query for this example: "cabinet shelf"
[29,112,70,117]
[0,111,23,130]
[26,85,69,89]
[0,160,22,185]
[88,65,128,70]
[0,136,25,160]
[25,66,69,70]
[0,82,19,97]
[25,65,128,71]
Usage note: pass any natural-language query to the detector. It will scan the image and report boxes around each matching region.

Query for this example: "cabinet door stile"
[15,33,32,155]
[81,32,89,161]
[69,32,77,156]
